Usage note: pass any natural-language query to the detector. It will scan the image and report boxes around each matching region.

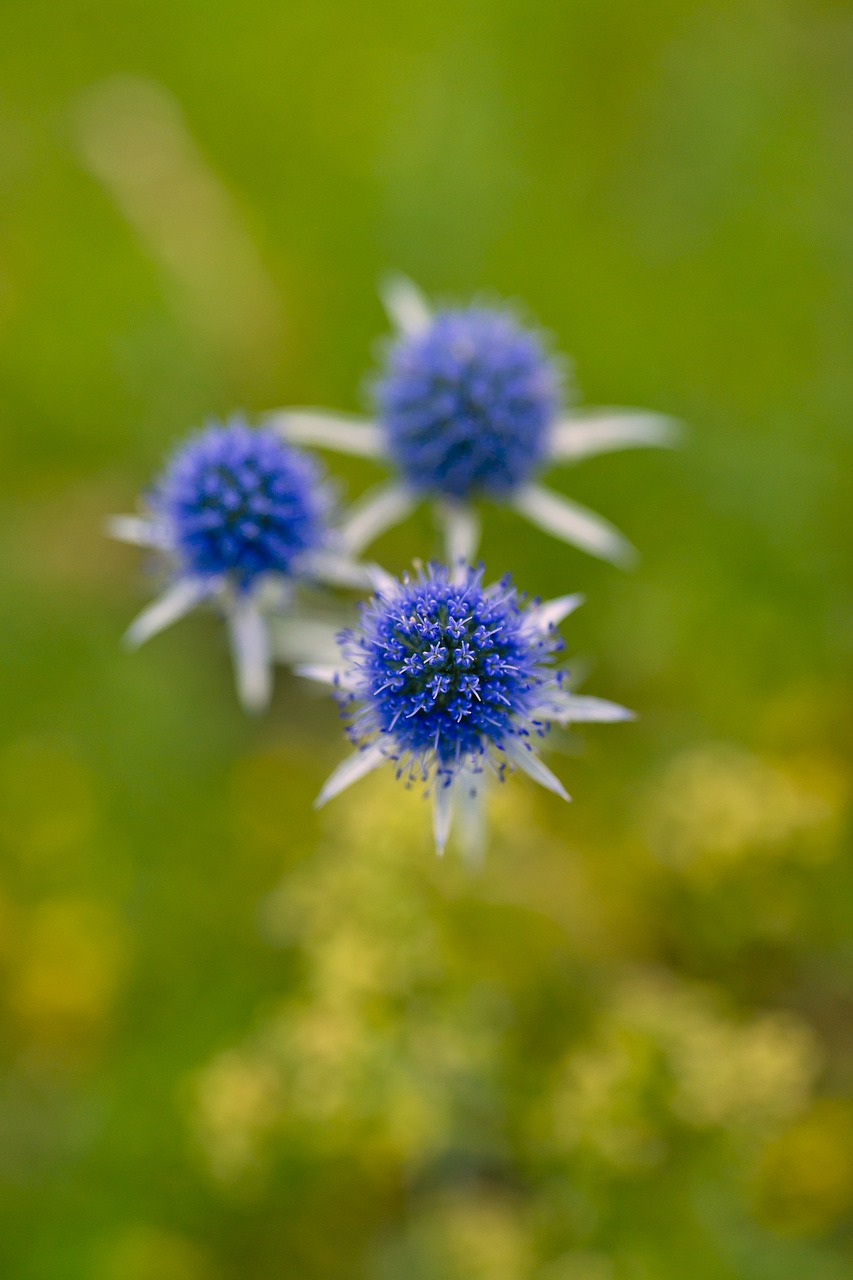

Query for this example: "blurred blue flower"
[376,307,559,501]
[298,563,632,858]
[109,418,371,712]
[269,277,678,566]
[156,419,329,588]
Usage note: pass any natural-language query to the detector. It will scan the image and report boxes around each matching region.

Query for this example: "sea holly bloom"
[298,563,632,859]
[109,418,370,712]
[269,277,678,565]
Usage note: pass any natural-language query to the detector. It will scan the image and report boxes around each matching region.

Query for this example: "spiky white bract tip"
[504,737,571,802]
[513,484,637,568]
[295,663,355,691]
[456,771,486,868]
[525,593,585,634]
[106,515,166,548]
[338,482,415,556]
[270,616,342,666]
[314,562,627,857]
[529,693,635,724]
[379,273,433,336]
[551,410,682,463]
[269,410,383,459]
[123,578,211,649]
[436,501,482,572]
[228,599,272,713]
[314,742,387,809]
[299,548,378,592]
[432,779,455,857]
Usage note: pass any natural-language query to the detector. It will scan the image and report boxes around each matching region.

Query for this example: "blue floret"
[155,419,329,589]
[375,308,561,500]
[339,564,562,773]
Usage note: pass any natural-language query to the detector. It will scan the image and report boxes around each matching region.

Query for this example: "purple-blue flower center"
[156,420,329,589]
[341,565,560,768]
[375,308,561,501]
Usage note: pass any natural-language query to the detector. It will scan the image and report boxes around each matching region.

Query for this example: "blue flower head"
[375,308,561,500]
[341,562,561,772]
[272,277,677,569]
[300,562,633,857]
[155,418,330,590]
[109,417,372,713]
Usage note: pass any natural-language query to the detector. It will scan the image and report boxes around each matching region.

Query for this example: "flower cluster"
[111,278,670,855]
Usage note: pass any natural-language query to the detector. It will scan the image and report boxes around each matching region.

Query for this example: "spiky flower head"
[340,562,562,776]
[154,418,331,590]
[271,278,678,567]
[108,417,371,713]
[303,563,632,857]
[375,308,561,501]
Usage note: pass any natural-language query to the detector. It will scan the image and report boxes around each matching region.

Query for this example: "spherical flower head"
[374,307,562,501]
[339,564,563,779]
[155,419,331,590]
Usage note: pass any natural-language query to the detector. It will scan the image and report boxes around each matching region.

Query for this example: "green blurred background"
[1,0,852,1276]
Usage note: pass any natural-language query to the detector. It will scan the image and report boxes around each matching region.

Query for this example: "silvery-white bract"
[109,418,371,712]
[298,562,633,859]
[267,277,678,566]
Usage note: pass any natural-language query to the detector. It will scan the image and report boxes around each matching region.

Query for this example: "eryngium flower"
[157,420,328,587]
[299,563,632,858]
[377,307,559,500]
[109,418,367,711]
[269,277,678,567]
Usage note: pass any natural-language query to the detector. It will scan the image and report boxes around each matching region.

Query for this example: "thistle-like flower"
[269,277,678,566]
[299,563,632,859]
[109,418,370,711]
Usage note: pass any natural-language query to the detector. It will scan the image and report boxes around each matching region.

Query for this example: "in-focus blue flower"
[109,417,370,711]
[298,563,632,858]
[268,277,679,566]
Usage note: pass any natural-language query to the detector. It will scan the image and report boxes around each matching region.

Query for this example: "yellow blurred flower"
[547,971,820,1168]
[643,744,845,882]
[193,1049,282,1182]
[380,1189,533,1280]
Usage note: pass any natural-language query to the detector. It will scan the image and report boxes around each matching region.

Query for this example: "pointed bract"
[380,273,432,336]
[514,484,637,567]
[228,601,272,713]
[504,737,571,802]
[264,278,679,564]
[551,410,680,463]
[314,742,387,809]
[269,410,383,458]
[306,563,627,857]
[124,579,211,649]
[432,779,456,857]
[339,483,415,556]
